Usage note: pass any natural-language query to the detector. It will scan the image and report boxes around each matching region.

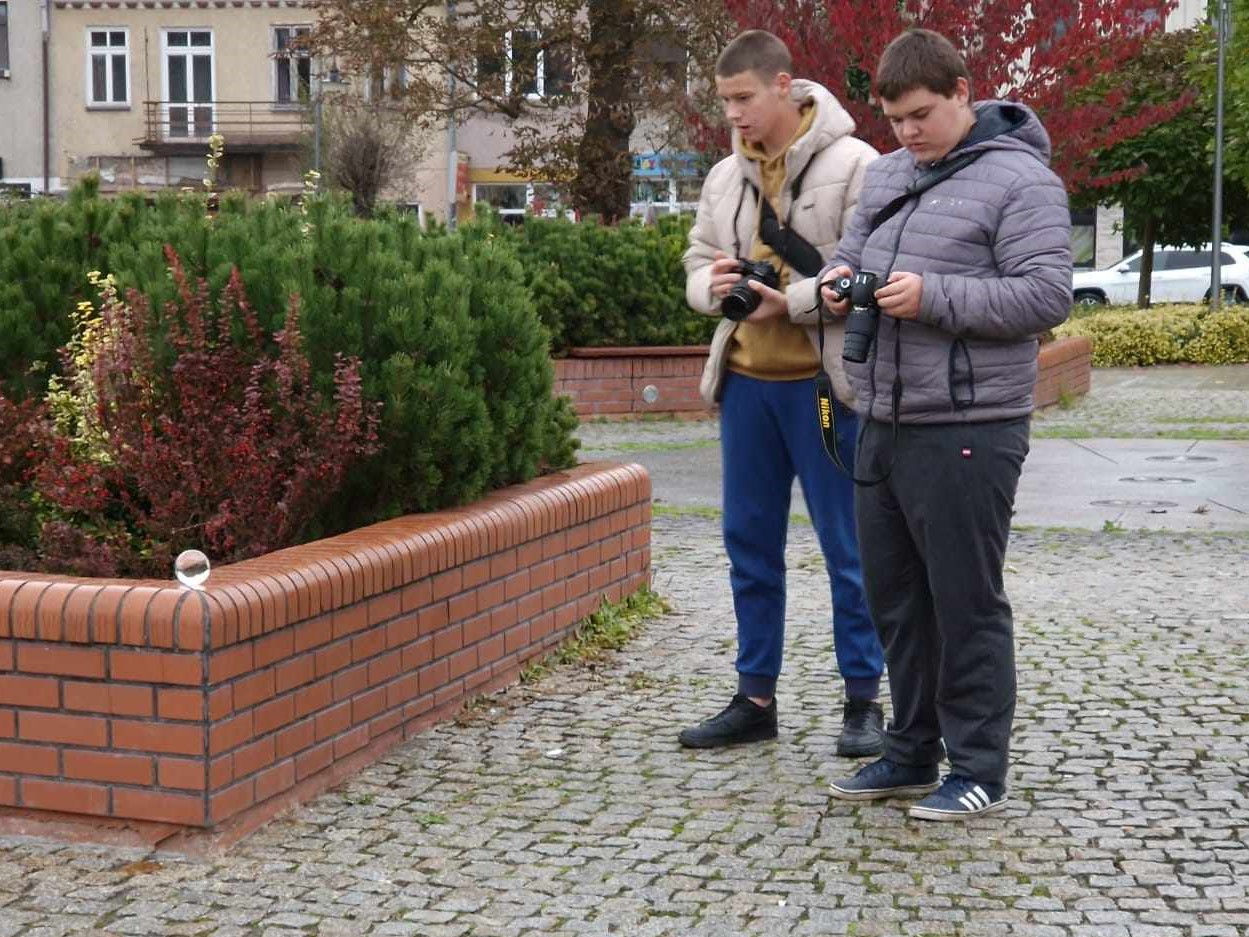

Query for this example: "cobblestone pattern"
[1032,366,1249,438]
[1,514,1246,936]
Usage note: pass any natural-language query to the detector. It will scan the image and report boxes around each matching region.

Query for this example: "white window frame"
[160,28,216,140]
[0,2,11,79]
[85,26,131,109]
[272,24,312,108]
[476,29,570,101]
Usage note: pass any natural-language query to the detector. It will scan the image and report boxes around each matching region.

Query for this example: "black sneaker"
[908,775,1007,822]
[836,698,885,757]
[677,694,778,749]
[828,758,940,801]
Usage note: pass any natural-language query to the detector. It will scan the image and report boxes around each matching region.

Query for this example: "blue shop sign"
[632,152,700,178]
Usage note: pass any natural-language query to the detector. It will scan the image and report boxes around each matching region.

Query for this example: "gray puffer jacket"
[829,100,1072,424]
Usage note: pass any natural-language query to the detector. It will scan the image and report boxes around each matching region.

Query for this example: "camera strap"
[814,148,985,486]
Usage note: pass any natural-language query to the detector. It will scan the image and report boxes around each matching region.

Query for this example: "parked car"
[1071,242,1249,306]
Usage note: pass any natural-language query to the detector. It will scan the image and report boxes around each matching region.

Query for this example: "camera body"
[721,259,781,321]
[826,271,881,363]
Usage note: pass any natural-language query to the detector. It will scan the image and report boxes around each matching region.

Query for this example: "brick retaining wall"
[554,336,1093,418]
[0,462,650,842]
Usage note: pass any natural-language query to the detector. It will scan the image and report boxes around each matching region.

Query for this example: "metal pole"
[1211,0,1227,311]
[314,93,322,180]
[446,0,458,230]
[41,1,50,193]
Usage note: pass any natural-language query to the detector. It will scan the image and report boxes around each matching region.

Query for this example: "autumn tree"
[1075,26,1249,305]
[713,0,1189,194]
[311,0,732,222]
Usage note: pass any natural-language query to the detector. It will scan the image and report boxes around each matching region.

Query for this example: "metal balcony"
[138,101,310,154]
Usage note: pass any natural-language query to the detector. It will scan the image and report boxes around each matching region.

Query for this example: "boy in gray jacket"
[823,29,1072,820]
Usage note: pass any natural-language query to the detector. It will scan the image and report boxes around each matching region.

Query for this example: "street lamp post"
[1211,0,1229,311]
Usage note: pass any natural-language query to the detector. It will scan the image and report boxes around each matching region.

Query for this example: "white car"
[1071,242,1249,306]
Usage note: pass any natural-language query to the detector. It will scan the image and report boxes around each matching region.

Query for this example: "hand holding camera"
[822,269,882,364]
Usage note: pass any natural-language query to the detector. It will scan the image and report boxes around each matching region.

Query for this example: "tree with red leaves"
[709,0,1186,194]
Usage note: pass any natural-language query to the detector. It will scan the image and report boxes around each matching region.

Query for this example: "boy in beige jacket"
[679,30,885,755]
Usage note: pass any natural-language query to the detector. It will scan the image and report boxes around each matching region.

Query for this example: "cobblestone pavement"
[2,511,1248,936]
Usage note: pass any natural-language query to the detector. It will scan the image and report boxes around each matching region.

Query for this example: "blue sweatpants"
[720,371,883,701]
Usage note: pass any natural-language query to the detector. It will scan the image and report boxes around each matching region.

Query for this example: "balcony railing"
[139,100,310,152]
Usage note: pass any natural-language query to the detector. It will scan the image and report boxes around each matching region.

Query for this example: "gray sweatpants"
[854,415,1030,785]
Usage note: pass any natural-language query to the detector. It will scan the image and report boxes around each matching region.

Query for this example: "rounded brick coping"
[0,461,650,651]
[562,346,710,358]
[1039,335,1092,367]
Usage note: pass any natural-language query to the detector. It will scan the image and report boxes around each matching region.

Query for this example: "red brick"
[462,613,491,646]
[113,720,204,756]
[275,655,315,694]
[0,777,14,806]
[418,602,449,635]
[232,670,276,710]
[20,711,107,747]
[431,570,462,601]
[315,701,351,741]
[401,637,433,671]
[0,675,60,709]
[351,687,387,725]
[275,717,315,760]
[448,648,476,680]
[295,740,333,781]
[208,686,233,720]
[490,550,518,579]
[418,659,449,695]
[447,591,478,622]
[529,560,555,589]
[332,664,368,702]
[64,750,153,785]
[489,603,518,634]
[477,635,506,668]
[432,625,462,659]
[314,640,352,678]
[157,688,204,722]
[351,627,387,664]
[384,613,419,651]
[253,695,295,736]
[295,677,334,719]
[254,759,295,802]
[333,725,369,759]
[400,580,432,613]
[207,712,253,755]
[111,649,201,686]
[233,736,276,778]
[209,754,233,789]
[115,788,205,825]
[21,779,109,816]
[504,623,532,655]
[158,757,206,791]
[434,680,464,708]
[63,682,154,718]
[369,708,402,739]
[386,674,419,710]
[462,559,491,589]
[477,581,505,611]
[0,709,13,737]
[0,641,11,671]
[503,570,531,601]
[294,616,332,653]
[0,742,59,776]
[207,644,253,683]
[17,645,104,679]
[367,591,402,627]
[367,650,401,687]
[254,630,295,669]
[332,604,368,640]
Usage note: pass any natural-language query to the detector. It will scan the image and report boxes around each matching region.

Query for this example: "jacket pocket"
[948,338,975,409]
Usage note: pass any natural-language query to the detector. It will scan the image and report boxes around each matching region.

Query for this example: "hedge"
[1056,303,1249,366]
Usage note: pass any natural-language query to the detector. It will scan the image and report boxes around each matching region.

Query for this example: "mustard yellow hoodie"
[727,102,821,380]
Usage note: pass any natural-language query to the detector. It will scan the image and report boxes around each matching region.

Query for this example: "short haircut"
[715,30,792,81]
[875,29,971,101]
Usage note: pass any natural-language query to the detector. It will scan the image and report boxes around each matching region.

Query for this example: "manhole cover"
[1119,475,1195,484]
[1090,499,1179,508]
[1145,455,1217,463]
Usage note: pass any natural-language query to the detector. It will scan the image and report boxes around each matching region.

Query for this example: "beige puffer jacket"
[684,79,877,406]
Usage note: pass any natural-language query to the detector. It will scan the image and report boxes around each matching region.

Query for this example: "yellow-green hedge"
[1056,303,1249,366]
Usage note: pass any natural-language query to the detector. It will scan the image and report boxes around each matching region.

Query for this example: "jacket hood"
[953,100,1052,166]
[732,80,858,184]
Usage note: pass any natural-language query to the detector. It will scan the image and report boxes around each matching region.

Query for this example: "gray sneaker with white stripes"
[908,775,1007,821]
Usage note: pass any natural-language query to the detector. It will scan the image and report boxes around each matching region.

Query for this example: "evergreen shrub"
[0,182,578,574]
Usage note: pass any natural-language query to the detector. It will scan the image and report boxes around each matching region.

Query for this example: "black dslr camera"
[825,271,881,363]
[721,260,781,321]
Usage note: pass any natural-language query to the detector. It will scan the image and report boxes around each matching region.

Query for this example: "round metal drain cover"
[1119,475,1195,484]
[1090,499,1179,508]
[1145,455,1217,463]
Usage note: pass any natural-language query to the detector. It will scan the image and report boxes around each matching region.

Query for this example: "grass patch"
[520,586,669,683]
[653,503,722,519]
[586,439,717,453]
